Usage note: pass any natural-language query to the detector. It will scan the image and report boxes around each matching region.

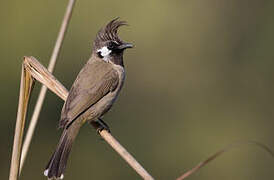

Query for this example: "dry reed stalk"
[19,0,76,173]
[9,65,34,180]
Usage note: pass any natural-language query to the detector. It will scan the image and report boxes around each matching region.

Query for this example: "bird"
[44,18,133,179]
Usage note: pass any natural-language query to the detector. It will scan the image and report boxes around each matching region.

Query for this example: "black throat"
[110,54,124,67]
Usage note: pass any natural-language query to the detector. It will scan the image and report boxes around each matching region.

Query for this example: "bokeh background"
[1,0,274,179]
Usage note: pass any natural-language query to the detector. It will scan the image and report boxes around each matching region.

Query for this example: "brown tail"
[44,125,80,179]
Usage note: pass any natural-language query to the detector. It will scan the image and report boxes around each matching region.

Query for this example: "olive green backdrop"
[1,0,274,179]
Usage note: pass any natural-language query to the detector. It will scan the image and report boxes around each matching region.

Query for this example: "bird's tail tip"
[44,169,64,179]
[43,169,49,176]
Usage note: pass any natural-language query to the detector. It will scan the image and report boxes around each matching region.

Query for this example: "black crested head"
[92,18,133,66]
[94,18,127,49]
[93,18,133,52]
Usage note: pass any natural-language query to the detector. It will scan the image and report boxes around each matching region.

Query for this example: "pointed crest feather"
[94,18,127,47]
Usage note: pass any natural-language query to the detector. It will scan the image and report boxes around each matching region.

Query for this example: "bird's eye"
[108,41,118,50]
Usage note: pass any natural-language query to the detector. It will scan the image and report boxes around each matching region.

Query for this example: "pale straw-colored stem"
[19,0,76,173]
[9,65,34,180]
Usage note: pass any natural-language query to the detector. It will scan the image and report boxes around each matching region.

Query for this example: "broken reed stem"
[25,56,154,179]
[9,65,34,180]
[19,0,76,173]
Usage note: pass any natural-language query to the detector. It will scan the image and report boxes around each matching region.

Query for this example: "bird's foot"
[91,118,111,134]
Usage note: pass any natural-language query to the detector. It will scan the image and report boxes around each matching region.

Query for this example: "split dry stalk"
[20,0,76,172]
[9,65,34,180]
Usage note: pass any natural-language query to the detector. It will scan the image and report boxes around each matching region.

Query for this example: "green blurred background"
[1,0,274,179]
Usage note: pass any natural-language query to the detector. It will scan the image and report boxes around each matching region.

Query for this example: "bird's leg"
[98,118,110,131]
[97,118,111,133]
[90,118,111,134]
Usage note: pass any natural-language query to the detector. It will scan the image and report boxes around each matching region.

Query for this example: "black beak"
[117,43,133,50]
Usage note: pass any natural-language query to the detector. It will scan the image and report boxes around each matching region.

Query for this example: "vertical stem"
[48,0,76,72]
[19,0,76,173]
[9,65,34,180]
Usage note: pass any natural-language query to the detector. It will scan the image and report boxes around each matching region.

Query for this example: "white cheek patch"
[98,46,111,57]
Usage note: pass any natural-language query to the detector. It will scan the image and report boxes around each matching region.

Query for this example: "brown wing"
[59,61,119,128]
